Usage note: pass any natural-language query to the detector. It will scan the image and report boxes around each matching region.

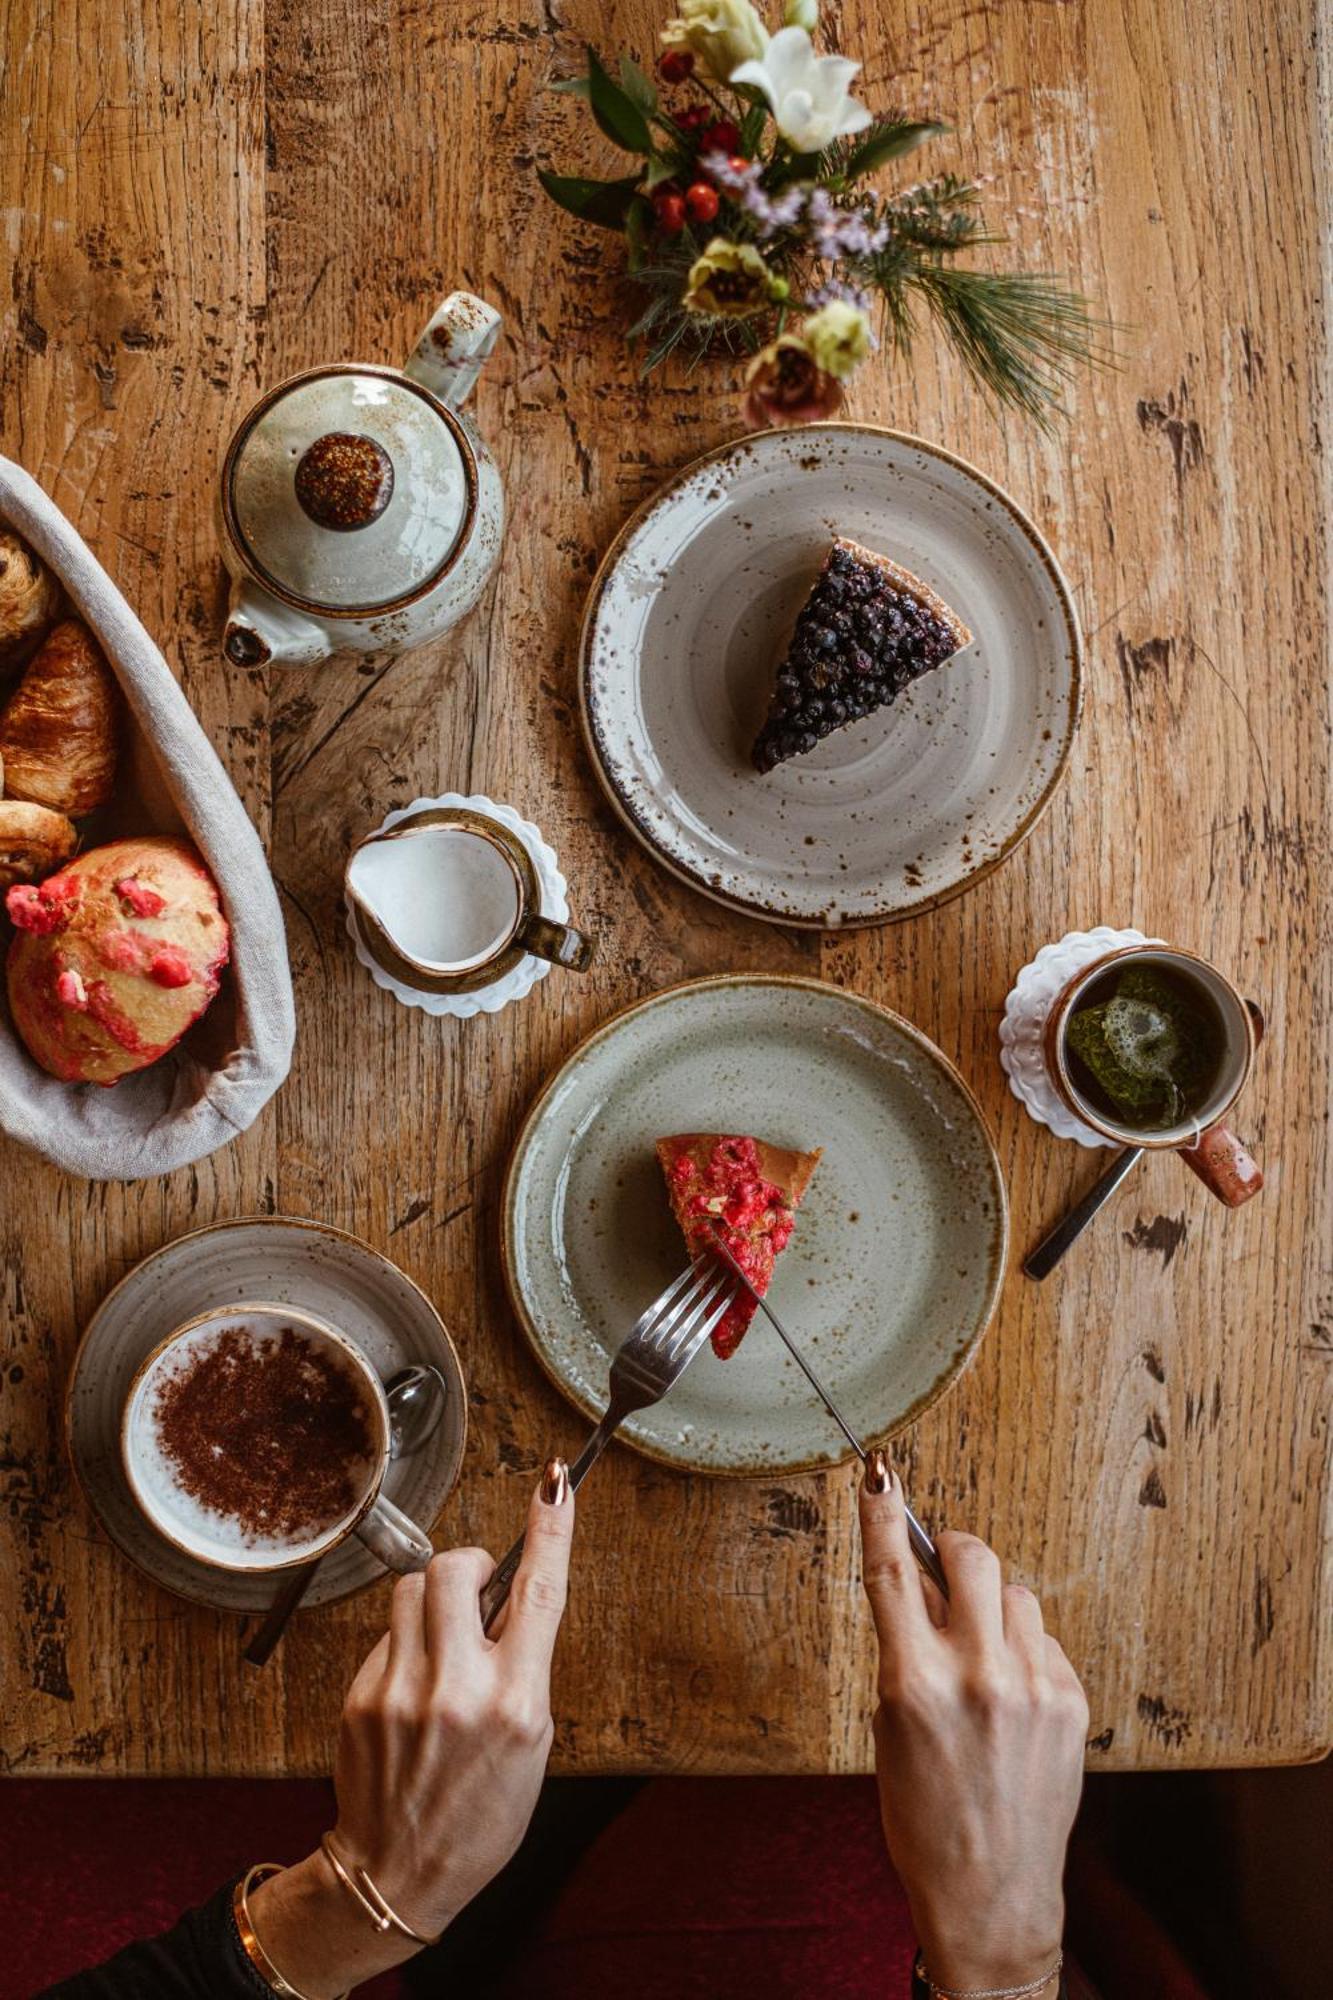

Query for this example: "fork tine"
[628,1261,702,1343]
[665,1285,737,1372]
[661,1270,737,1363]
[640,1265,719,1351]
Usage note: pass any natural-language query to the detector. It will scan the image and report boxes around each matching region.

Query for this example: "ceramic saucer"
[580,424,1082,929]
[503,975,1008,1476]
[66,1216,468,1611]
[999,926,1161,1148]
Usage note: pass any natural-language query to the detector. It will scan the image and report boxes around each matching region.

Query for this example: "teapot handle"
[405,291,502,408]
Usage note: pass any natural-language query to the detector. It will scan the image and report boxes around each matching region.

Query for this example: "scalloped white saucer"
[998,926,1163,1149]
[345,792,572,1017]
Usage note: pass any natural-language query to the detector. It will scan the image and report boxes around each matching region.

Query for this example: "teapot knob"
[294,432,395,530]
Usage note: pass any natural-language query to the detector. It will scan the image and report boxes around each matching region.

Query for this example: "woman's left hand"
[249,1463,574,1997]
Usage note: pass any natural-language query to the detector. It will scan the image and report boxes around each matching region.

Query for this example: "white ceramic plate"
[580,425,1082,928]
[66,1217,468,1612]
[503,976,1007,1475]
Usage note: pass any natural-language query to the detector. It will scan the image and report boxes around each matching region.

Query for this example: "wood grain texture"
[0,0,1328,1775]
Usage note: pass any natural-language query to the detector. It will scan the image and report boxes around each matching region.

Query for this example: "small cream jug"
[218,293,503,667]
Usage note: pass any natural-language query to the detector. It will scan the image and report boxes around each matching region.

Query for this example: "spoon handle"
[1023,1146,1144,1280]
[242,1559,321,1667]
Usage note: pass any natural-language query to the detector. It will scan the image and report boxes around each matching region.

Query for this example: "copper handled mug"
[345,804,595,996]
[1044,943,1262,1206]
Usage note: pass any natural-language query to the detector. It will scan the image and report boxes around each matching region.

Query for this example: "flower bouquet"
[540,0,1105,427]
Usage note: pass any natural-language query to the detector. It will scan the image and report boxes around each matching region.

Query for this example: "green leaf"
[739,102,768,154]
[537,169,645,229]
[549,75,592,99]
[624,194,655,271]
[844,120,949,178]
[587,45,654,152]
[645,153,684,189]
[618,54,658,118]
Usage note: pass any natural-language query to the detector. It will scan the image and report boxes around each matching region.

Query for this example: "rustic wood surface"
[1,0,1329,1778]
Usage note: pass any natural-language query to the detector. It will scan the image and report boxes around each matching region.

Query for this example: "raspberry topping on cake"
[656,1133,821,1358]
[752,536,972,773]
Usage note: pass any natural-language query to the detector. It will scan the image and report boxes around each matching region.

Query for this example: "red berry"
[701,118,741,154]
[654,191,686,235]
[685,181,720,223]
[658,48,694,83]
[676,103,711,132]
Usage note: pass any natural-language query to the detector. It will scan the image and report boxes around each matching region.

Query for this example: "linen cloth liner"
[0,456,295,1179]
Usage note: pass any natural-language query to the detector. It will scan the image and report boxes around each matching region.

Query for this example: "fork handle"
[478,1407,624,1633]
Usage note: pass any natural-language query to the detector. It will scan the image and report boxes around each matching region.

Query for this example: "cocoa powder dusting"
[154,1327,374,1542]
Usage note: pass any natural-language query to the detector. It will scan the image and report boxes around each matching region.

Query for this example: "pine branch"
[904,265,1112,423]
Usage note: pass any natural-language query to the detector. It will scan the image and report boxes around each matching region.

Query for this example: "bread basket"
[0,456,295,1179]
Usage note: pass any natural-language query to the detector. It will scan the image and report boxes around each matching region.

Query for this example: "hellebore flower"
[743,335,844,427]
[662,0,769,83]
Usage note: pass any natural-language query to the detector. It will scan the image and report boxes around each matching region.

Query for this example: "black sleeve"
[38,1879,277,1999]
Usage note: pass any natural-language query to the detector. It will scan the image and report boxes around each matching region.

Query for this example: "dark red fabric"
[491,1776,916,2000]
[0,1776,1213,2000]
[0,1780,403,1999]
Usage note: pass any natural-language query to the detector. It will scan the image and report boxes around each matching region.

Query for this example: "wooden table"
[1,0,1329,1778]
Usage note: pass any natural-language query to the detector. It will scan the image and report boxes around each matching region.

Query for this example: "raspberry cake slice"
[656,1133,821,1358]
[752,536,972,773]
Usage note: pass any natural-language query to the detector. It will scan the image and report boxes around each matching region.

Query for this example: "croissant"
[0,618,119,815]
[0,799,78,890]
[0,530,60,676]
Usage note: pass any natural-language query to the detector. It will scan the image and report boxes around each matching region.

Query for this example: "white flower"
[662,0,769,83]
[730,26,872,153]
[782,0,818,28]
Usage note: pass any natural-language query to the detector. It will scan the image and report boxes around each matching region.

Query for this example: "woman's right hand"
[248,1461,574,1998]
[860,1460,1089,1998]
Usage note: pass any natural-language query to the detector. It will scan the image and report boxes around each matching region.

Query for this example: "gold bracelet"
[233,1864,348,2000]
[320,1832,441,1948]
[915,1950,1064,2000]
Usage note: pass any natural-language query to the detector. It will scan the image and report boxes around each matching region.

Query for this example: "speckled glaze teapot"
[218,293,503,667]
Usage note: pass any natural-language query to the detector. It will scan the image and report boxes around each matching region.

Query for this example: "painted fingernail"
[540,1456,570,1506]
[864,1448,890,1494]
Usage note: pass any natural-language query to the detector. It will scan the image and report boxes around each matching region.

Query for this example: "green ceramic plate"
[502,975,1008,1475]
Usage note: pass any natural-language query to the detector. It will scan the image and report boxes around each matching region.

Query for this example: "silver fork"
[479,1260,737,1632]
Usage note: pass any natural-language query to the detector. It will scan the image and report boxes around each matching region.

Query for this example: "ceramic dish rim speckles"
[64,1214,468,1613]
[501,972,1009,1477]
[579,423,1084,930]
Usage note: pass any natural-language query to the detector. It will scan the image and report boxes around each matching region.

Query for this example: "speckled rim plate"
[502,975,1008,1476]
[65,1216,468,1613]
[580,424,1082,929]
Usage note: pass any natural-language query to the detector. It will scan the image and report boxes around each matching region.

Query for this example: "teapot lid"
[221,364,475,618]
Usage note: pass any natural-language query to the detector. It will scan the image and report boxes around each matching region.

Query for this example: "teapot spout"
[405,291,502,408]
[223,580,332,668]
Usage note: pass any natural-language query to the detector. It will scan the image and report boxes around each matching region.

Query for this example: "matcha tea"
[1064,960,1226,1132]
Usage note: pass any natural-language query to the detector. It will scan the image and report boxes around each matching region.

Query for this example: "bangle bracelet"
[232,1864,348,2000]
[320,1832,442,1948]
[914,1949,1064,2000]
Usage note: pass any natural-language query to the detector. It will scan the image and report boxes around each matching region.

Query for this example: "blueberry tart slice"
[752,537,972,774]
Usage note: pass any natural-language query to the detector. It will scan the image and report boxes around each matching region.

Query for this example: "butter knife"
[706,1223,948,1601]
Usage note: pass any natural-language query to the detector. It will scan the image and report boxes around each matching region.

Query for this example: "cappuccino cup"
[121,1303,434,1575]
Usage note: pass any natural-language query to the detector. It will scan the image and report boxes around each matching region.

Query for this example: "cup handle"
[1178,1121,1264,1206]
[517,912,595,972]
[353,1492,434,1575]
[404,291,502,408]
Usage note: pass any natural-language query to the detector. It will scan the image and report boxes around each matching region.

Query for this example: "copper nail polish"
[864,1448,890,1494]
[540,1456,570,1506]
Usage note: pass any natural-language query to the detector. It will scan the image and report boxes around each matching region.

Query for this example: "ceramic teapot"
[218,293,503,667]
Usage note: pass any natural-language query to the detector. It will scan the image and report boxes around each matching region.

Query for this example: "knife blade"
[706,1222,949,1601]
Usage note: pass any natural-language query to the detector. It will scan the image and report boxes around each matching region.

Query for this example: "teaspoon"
[241,1363,447,1667]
